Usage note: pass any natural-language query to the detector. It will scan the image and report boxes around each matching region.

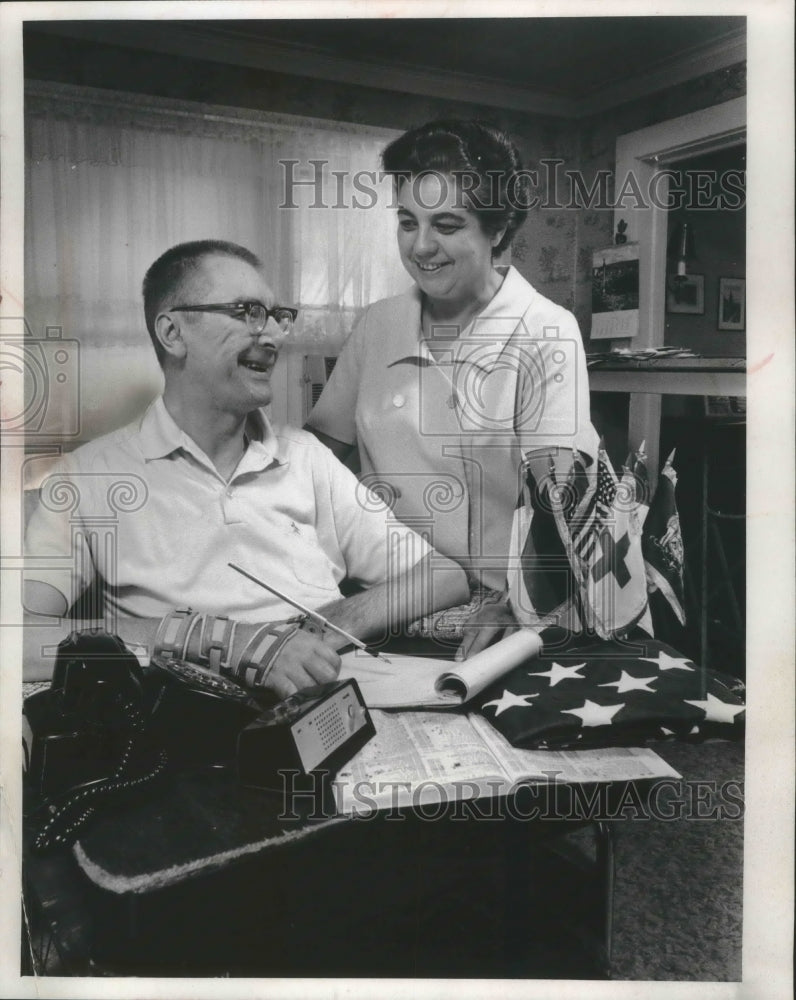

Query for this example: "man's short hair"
[142,240,263,365]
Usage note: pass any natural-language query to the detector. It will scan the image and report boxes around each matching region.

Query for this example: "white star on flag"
[599,670,658,694]
[531,662,587,687]
[482,689,539,717]
[562,699,625,727]
[640,651,695,672]
[684,693,745,724]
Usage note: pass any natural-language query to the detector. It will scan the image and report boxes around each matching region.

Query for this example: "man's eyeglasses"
[169,301,298,334]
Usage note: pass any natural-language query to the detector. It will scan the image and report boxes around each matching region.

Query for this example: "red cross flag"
[581,447,649,638]
[543,443,649,639]
[508,444,651,640]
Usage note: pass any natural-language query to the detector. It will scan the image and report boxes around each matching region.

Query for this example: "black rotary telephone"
[23,629,265,852]
[24,629,374,852]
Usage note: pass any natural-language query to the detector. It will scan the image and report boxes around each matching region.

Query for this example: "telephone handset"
[25,630,161,852]
[23,630,263,852]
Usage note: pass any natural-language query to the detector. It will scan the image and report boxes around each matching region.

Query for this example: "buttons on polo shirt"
[392,393,405,408]
[221,485,244,524]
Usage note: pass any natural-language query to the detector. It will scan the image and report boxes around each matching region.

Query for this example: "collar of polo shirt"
[138,397,283,468]
[386,266,534,374]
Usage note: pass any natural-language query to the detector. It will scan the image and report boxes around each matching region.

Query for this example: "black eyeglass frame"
[168,301,298,333]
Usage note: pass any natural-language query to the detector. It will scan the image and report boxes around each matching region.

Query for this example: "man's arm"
[22,581,342,697]
[316,551,469,647]
[23,581,161,681]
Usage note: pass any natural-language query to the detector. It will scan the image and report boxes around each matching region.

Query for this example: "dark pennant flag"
[642,450,686,625]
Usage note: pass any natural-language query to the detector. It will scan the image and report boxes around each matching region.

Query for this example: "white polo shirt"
[24,398,429,623]
[307,265,599,590]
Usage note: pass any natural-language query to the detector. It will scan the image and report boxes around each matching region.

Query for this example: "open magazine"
[338,629,543,709]
[333,709,680,814]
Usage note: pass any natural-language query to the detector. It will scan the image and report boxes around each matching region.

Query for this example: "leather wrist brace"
[154,611,319,690]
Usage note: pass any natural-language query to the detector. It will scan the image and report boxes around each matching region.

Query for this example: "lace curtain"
[24,83,408,437]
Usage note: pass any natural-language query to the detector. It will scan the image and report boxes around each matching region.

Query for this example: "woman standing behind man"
[307,119,599,654]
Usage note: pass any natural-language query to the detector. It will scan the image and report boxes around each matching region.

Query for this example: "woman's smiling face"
[395,173,503,311]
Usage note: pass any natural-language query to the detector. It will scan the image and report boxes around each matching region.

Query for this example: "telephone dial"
[23,629,373,851]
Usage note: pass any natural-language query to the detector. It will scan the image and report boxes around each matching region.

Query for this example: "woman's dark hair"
[381,120,530,256]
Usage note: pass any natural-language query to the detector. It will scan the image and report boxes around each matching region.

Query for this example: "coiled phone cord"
[32,697,168,854]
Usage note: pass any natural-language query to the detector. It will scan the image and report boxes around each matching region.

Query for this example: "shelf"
[589,359,746,396]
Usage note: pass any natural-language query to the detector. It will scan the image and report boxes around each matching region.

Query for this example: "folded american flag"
[477,638,744,749]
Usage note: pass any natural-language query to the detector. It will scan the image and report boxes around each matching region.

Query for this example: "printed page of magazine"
[333,709,516,813]
[467,713,682,784]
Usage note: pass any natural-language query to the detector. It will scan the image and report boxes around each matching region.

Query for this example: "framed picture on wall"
[718,277,746,331]
[591,243,640,339]
[666,274,705,314]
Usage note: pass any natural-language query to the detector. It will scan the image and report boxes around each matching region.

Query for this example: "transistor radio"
[236,678,375,791]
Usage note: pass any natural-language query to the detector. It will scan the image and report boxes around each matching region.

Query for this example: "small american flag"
[571,453,617,563]
[509,444,651,639]
[547,444,649,639]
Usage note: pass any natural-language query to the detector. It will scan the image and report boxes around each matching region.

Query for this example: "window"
[24,81,409,437]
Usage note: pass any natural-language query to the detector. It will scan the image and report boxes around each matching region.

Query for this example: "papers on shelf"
[587,346,700,367]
